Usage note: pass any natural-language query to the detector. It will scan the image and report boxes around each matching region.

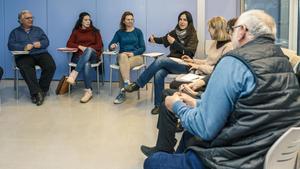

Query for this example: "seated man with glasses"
[142,10,300,169]
[8,10,56,106]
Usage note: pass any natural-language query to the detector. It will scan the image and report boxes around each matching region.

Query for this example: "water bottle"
[115,43,120,54]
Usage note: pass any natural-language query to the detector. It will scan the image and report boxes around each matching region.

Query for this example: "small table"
[11,51,29,55]
[142,52,164,58]
[102,50,118,68]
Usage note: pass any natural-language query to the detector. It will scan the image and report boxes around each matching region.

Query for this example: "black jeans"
[155,89,201,152]
[15,52,56,96]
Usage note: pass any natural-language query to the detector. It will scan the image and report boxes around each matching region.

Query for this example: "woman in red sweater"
[66,12,103,103]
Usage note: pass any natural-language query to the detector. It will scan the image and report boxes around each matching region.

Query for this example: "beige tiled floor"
[0,80,179,169]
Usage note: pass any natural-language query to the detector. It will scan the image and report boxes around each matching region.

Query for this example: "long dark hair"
[119,11,134,31]
[72,12,99,32]
[176,11,196,33]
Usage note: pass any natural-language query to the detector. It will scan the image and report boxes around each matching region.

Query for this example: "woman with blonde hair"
[183,16,233,75]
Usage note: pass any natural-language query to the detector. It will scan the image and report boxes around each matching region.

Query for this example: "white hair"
[238,9,277,39]
[18,10,31,21]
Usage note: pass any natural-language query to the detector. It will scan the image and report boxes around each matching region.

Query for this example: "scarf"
[175,28,187,44]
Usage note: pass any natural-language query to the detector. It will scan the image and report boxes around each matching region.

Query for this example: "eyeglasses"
[232,25,248,31]
[226,25,248,35]
[24,16,34,20]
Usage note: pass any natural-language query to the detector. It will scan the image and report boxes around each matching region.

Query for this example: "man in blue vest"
[142,10,300,169]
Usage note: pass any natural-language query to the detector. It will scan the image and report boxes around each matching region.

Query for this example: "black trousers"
[0,66,3,80]
[155,89,201,152]
[15,52,56,96]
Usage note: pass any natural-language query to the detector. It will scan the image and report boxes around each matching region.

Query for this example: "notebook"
[57,47,78,52]
[175,74,204,82]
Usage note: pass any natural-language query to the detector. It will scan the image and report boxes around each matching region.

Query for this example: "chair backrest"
[264,127,300,169]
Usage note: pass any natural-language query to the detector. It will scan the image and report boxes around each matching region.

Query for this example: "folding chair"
[264,127,300,169]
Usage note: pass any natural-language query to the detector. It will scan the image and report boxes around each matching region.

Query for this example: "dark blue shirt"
[8,26,49,55]
[109,28,145,56]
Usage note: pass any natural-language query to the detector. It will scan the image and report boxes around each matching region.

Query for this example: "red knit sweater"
[66,27,103,57]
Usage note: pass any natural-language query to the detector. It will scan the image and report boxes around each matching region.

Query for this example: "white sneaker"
[80,89,93,103]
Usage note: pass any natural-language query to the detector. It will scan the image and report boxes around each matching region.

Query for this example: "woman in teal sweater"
[109,11,146,104]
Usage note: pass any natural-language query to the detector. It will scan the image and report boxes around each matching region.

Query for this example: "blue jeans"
[72,47,98,89]
[144,150,205,169]
[136,56,189,106]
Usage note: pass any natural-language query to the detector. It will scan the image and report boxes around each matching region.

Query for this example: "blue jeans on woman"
[136,56,189,106]
[72,47,98,89]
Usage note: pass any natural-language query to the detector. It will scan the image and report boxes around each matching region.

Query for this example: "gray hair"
[18,10,31,21]
[238,9,277,39]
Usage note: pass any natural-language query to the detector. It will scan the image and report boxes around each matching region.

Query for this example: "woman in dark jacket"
[124,11,198,114]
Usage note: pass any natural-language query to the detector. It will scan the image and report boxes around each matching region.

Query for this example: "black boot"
[151,106,160,115]
[36,92,44,106]
[140,145,159,157]
[123,82,140,92]
[31,94,37,104]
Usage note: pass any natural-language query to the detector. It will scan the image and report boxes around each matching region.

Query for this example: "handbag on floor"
[56,75,69,95]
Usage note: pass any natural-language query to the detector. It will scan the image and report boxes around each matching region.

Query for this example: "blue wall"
[205,0,239,39]
[0,0,197,81]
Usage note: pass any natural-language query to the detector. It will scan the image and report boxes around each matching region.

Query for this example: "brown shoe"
[80,89,93,103]
[67,70,78,85]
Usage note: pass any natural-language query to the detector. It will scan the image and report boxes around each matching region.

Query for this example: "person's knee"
[154,70,167,82]
[155,56,168,65]
[85,47,93,54]
[144,153,164,169]
[46,61,56,73]
[118,53,128,62]
[17,63,33,70]
[144,157,155,169]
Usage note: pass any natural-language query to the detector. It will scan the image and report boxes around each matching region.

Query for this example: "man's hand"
[188,79,205,91]
[178,92,197,107]
[33,41,41,48]
[24,44,33,51]
[165,92,182,112]
[78,45,87,52]
[179,84,198,97]
[167,34,175,44]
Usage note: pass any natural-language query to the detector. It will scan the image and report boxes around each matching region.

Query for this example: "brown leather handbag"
[56,75,69,95]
